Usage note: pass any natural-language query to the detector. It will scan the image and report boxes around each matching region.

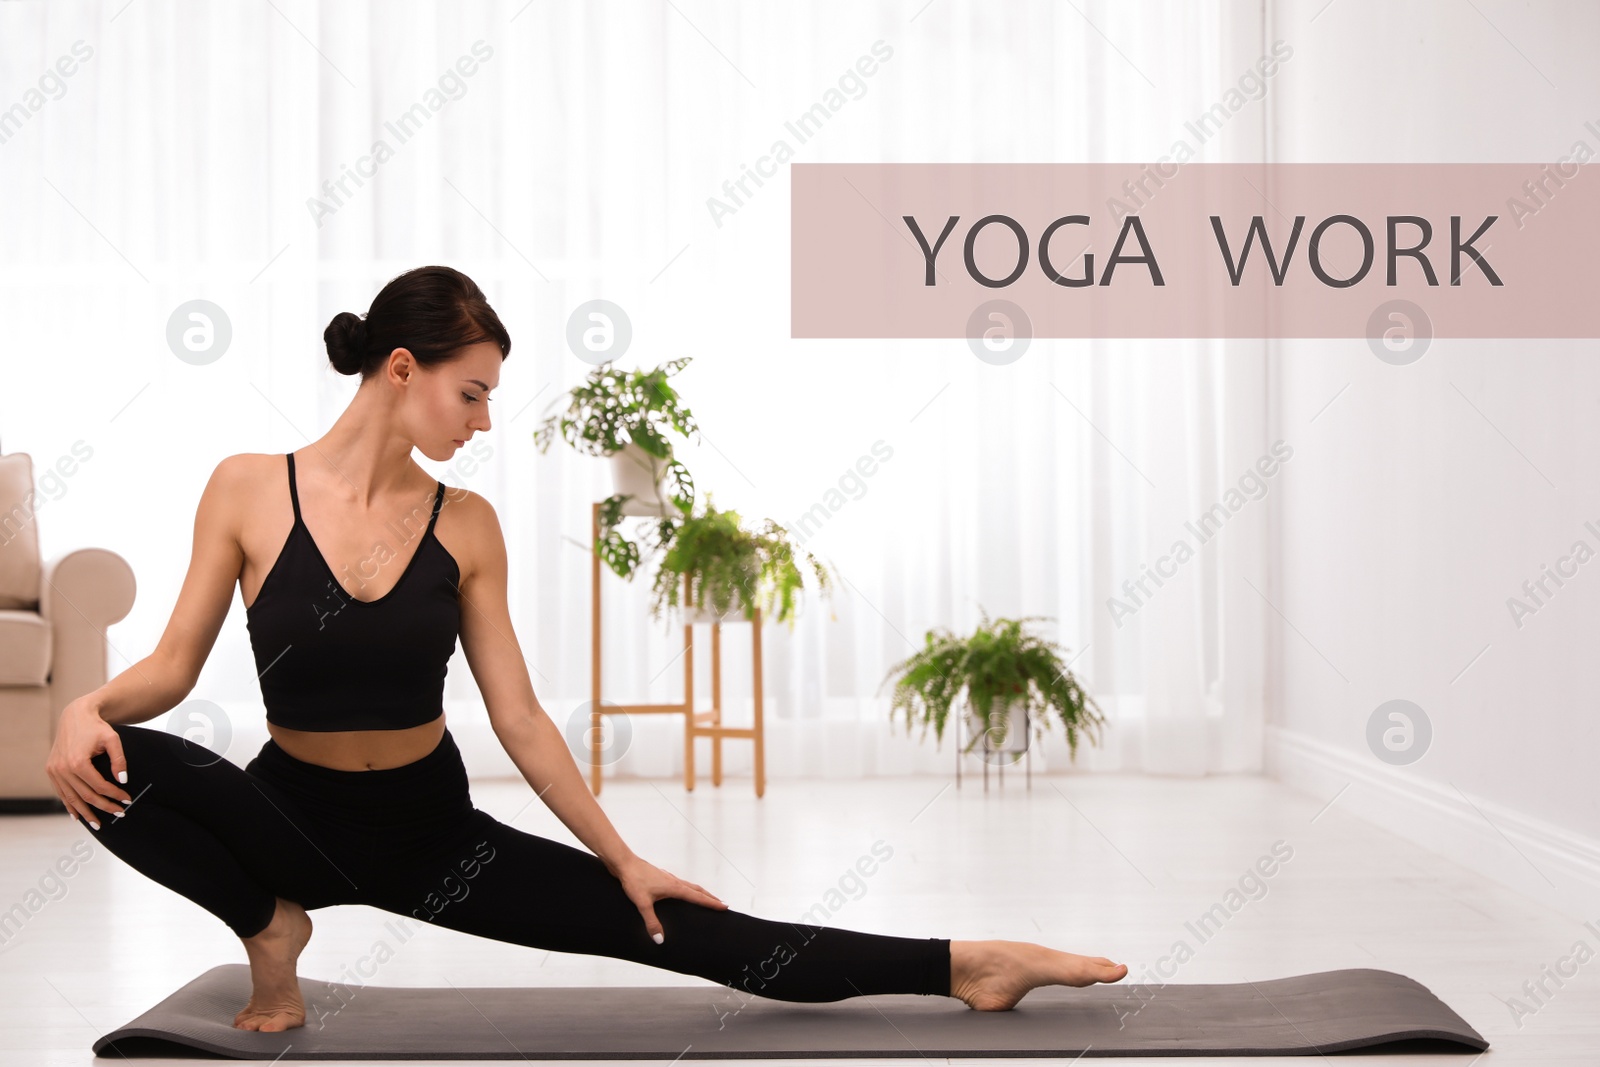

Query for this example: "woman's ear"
[386,347,415,384]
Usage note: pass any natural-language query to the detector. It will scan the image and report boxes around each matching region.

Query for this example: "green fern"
[876,608,1105,760]
[648,496,834,630]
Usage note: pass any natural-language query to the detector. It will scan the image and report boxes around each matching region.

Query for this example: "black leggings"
[80,724,950,1003]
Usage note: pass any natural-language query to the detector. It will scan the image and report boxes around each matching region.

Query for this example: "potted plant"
[533,356,700,579]
[648,496,835,630]
[877,610,1106,762]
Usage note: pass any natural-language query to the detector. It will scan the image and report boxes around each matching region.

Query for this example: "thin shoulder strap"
[286,452,302,524]
[425,481,445,536]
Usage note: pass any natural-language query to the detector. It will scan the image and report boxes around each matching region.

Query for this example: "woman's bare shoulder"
[435,485,503,581]
[197,454,287,536]
[205,452,285,500]
[213,451,284,479]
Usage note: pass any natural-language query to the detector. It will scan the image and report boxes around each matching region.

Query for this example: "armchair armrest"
[40,547,136,731]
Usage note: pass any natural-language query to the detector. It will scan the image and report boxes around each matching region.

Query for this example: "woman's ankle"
[243,897,310,946]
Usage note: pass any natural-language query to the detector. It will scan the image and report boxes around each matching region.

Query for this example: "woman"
[45,265,1127,1033]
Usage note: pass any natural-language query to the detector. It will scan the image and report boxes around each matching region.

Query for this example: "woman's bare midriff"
[267,715,446,771]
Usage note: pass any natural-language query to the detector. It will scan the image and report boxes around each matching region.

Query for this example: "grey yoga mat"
[93,963,1488,1059]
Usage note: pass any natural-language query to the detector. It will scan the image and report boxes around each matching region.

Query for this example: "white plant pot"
[608,442,674,516]
[963,695,1031,753]
[680,590,747,626]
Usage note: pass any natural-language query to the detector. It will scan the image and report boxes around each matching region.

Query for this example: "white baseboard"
[1266,725,1600,920]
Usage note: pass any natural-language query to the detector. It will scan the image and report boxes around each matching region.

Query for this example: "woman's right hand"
[46,696,133,829]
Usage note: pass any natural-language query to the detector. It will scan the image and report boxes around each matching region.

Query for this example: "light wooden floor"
[1,769,1593,1065]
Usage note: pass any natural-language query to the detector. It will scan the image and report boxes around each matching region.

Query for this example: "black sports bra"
[244,452,461,732]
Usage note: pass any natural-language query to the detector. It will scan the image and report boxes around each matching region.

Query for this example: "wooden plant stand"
[587,501,767,797]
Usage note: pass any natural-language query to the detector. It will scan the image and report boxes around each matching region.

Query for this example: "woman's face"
[385,341,502,461]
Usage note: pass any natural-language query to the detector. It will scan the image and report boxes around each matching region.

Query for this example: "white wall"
[1263,0,1600,910]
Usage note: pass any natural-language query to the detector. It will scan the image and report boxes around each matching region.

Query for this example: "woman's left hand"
[609,853,729,944]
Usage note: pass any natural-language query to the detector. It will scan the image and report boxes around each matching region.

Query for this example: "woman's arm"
[491,700,638,872]
[453,489,729,941]
[452,489,636,872]
[92,455,247,726]
[47,455,248,823]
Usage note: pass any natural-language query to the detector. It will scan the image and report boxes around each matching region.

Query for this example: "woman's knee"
[87,722,222,781]
[86,723,155,776]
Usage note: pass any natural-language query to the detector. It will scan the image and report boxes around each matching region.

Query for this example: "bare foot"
[234,897,313,1031]
[949,939,1128,1010]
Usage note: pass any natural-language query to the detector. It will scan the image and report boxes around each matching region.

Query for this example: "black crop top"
[245,452,461,732]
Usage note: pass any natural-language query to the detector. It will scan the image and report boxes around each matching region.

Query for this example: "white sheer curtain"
[0,0,1267,779]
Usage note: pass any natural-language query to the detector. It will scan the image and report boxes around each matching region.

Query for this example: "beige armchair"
[0,452,136,810]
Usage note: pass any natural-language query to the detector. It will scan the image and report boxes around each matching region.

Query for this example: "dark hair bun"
[324,311,368,376]
[322,266,512,383]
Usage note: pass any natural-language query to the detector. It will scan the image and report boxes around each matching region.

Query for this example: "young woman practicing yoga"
[44,265,1127,1032]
